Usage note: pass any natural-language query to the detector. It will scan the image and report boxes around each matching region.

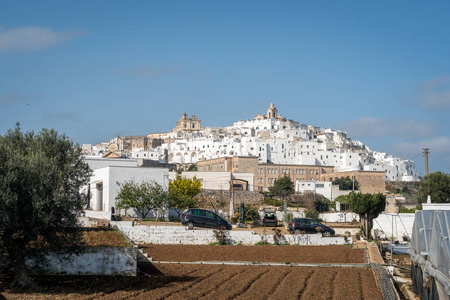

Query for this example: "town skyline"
[1,1,450,175]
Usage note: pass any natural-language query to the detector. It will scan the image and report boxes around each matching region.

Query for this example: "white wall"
[182,171,231,190]
[319,212,360,223]
[23,247,136,276]
[84,157,138,170]
[89,166,169,216]
[372,213,416,240]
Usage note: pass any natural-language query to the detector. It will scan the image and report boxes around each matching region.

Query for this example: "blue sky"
[1,1,450,175]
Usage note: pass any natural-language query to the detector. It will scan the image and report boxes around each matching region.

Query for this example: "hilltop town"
[82,103,419,185]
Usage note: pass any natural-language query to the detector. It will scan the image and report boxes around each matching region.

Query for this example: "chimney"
[427,193,431,204]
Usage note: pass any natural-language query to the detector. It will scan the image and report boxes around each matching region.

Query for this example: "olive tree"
[348,192,386,238]
[116,180,168,220]
[0,125,91,288]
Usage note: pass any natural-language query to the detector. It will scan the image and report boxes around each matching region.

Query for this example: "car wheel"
[218,225,226,230]
[186,222,194,230]
[294,229,302,235]
[322,231,332,237]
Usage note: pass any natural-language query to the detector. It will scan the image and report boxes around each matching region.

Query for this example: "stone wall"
[196,189,264,210]
[114,222,350,246]
[320,171,385,194]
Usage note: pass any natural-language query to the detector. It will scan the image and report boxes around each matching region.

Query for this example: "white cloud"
[0,91,25,105]
[0,26,86,53]
[394,136,450,156]
[392,119,436,137]
[417,76,450,110]
[339,116,390,137]
[421,90,450,110]
[421,76,450,89]
[339,117,435,139]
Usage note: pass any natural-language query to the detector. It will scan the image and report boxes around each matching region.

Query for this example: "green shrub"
[255,240,271,246]
[305,209,319,220]
[244,206,260,222]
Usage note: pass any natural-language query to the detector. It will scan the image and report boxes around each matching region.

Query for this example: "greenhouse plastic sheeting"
[410,210,450,297]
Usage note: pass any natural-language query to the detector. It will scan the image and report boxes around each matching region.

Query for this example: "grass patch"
[81,228,130,247]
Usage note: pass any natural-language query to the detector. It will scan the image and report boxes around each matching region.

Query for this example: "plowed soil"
[140,244,366,264]
[0,264,381,299]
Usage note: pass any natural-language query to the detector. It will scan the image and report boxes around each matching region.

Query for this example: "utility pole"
[423,148,430,176]
[229,179,234,219]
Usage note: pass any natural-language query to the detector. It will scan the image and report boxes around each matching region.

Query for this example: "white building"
[87,166,169,218]
[91,103,419,182]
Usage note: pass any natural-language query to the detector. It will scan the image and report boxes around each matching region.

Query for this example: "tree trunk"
[12,262,36,290]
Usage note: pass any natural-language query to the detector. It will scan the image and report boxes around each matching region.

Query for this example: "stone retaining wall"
[196,189,264,209]
[1,247,137,276]
[114,221,350,246]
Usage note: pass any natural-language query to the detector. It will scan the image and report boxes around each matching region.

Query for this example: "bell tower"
[267,102,278,119]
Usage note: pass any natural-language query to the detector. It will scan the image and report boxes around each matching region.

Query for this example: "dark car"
[182,208,232,230]
[287,218,335,237]
[262,209,278,227]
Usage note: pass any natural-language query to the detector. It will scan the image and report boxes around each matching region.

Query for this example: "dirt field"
[141,244,366,264]
[0,263,381,299]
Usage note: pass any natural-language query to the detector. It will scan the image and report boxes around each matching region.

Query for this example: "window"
[205,211,215,218]
[316,184,324,188]
[193,209,205,216]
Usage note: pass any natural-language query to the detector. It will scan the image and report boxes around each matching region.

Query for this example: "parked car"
[182,208,232,230]
[262,209,278,227]
[287,218,335,237]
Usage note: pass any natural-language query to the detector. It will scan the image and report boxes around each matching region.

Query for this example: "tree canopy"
[187,164,197,171]
[116,180,168,219]
[332,176,359,190]
[417,171,450,204]
[348,192,386,238]
[168,177,202,219]
[269,175,295,200]
[0,125,91,288]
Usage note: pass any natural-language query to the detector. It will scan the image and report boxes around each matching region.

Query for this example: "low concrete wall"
[114,222,350,246]
[82,210,112,220]
[334,228,360,235]
[319,212,360,223]
[1,247,137,276]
